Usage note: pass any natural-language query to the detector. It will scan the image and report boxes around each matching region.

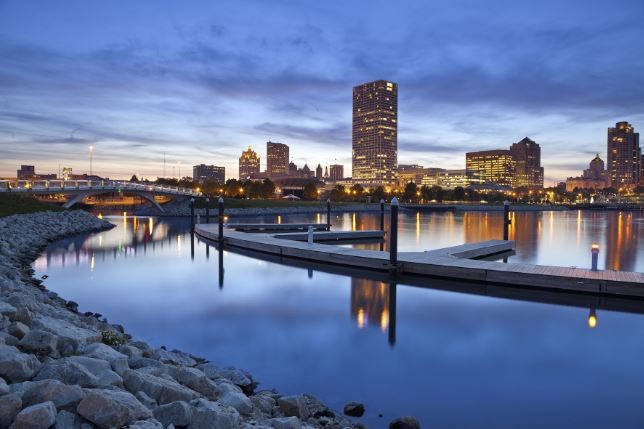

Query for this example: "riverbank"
[0,211,367,429]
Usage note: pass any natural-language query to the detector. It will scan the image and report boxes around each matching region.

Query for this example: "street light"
[89,145,93,177]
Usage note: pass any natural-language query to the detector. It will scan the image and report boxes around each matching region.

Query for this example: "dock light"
[591,243,600,271]
[123,211,127,217]
[588,308,597,329]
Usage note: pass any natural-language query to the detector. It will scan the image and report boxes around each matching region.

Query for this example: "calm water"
[34,210,644,429]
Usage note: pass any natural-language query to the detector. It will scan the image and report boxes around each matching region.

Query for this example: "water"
[34,210,644,429]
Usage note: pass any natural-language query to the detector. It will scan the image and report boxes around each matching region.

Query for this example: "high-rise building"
[607,121,640,189]
[266,142,289,177]
[329,164,344,182]
[352,80,398,185]
[238,147,260,179]
[565,154,609,192]
[193,164,225,184]
[17,165,35,179]
[510,137,544,189]
[465,150,515,187]
[315,164,323,179]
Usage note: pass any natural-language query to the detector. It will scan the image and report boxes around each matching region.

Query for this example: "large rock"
[343,401,365,417]
[389,416,421,429]
[67,356,123,388]
[82,343,129,376]
[170,367,219,400]
[0,377,8,396]
[217,382,253,415]
[18,329,58,355]
[76,389,152,429]
[277,395,310,420]
[0,302,17,321]
[22,379,85,410]
[135,391,157,410]
[188,400,240,429]
[219,367,255,392]
[117,345,143,360]
[7,322,30,340]
[152,349,197,367]
[127,419,164,429]
[251,393,276,415]
[0,393,22,428]
[30,315,101,354]
[12,401,57,429]
[0,344,41,382]
[54,410,89,429]
[123,370,199,405]
[153,401,194,427]
[34,359,99,388]
[269,416,301,429]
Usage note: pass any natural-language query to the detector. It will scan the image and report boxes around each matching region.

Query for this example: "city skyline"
[1,0,643,183]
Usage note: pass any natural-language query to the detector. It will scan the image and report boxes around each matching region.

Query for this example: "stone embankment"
[0,211,363,429]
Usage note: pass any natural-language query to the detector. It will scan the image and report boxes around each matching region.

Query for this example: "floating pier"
[196,223,644,298]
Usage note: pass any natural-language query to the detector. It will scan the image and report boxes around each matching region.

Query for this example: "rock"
[389,416,421,429]
[18,329,58,355]
[128,419,164,429]
[67,356,123,388]
[269,416,301,429]
[34,359,99,388]
[117,345,143,360]
[217,382,253,415]
[0,393,22,428]
[123,370,199,405]
[251,393,276,415]
[0,344,41,382]
[76,389,152,429]
[343,401,365,417]
[0,377,9,396]
[135,391,157,410]
[0,332,19,347]
[0,302,17,321]
[12,400,57,429]
[153,401,194,427]
[277,395,310,420]
[31,315,101,354]
[219,367,255,393]
[54,410,88,429]
[196,363,221,380]
[22,379,85,410]
[8,322,30,340]
[8,381,34,398]
[129,357,166,370]
[82,343,129,376]
[188,401,240,429]
[152,349,197,367]
[170,367,219,400]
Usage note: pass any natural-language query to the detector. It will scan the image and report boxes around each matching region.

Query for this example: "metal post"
[218,197,224,243]
[390,197,399,266]
[308,225,314,244]
[380,198,385,231]
[503,200,511,241]
[388,279,397,347]
[218,245,224,290]
[205,197,210,224]
[190,232,195,261]
[591,244,599,271]
[190,198,195,231]
[326,199,331,231]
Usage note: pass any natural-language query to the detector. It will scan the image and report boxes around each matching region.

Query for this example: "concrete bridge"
[0,180,201,212]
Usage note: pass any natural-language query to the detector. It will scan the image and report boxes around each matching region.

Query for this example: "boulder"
[22,379,85,410]
[277,395,310,420]
[0,302,17,321]
[117,345,143,360]
[0,377,8,396]
[127,419,164,429]
[170,367,219,399]
[67,356,123,388]
[196,362,221,380]
[0,393,22,428]
[0,344,41,382]
[152,349,197,367]
[217,382,253,415]
[76,389,152,429]
[34,359,99,388]
[135,391,157,410]
[18,329,58,354]
[188,401,240,429]
[269,416,301,429]
[153,401,194,427]
[219,367,255,392]
[343,401,365,417]
[123,370,199,405]
[54,410,89,429]
[251,393,276,415]
[30,315,101,353]
[389,416,421,429]
[7,322,30,340]
[82,343,129,376]
[12,400,57,429]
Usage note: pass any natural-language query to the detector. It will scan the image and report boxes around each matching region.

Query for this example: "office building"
[193,164,225,184]
[352,80,398,185]
[607,121,640,189]
[510,137,544,189]
[266,142,289,177]
[466,150,515,187]
[565,154,610,191]
[17,165,35,179]
[316,164,323,179]
[329,164,344,182]
[239,147,260,180]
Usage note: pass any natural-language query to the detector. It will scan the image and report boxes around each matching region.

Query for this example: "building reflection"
[605,212,637,271]
[463,211,539,258]
[351,278,397,346]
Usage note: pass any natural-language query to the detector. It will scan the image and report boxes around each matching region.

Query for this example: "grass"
[0,194,63,217]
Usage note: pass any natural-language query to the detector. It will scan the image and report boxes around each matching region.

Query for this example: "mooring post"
[326,199,331,231]
[591,243,599,271]
[190,231,195,261]
[388,279,397,347]
[308,225,314,244]
[218,197,224,243]
[503,200,511,241]
[205,197,210,224]
[218,244,224,290]
[380,198,385,231]
[190,198,195,231]
[390,197,399,266]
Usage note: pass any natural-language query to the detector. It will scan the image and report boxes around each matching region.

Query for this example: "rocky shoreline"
[0,210,372,429]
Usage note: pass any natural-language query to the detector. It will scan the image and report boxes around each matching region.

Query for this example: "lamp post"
[89,145,93,177]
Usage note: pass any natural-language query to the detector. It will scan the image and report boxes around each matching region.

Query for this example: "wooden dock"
[195,224,644,298]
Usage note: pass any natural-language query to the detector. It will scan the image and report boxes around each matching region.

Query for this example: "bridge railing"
[0,180,201,196]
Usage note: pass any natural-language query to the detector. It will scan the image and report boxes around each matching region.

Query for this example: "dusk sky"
[1,0,643,183]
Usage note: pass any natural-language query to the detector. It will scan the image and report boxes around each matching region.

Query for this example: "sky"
[0,0,643,183]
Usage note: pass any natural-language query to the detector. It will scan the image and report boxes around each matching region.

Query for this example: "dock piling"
[307,225,314,244]
[326,199,331,231]
[205,197,210,223]
[503,200,511,240]
[190,198,195,231]
[380,198,385,231]
[390,197,399,266]
[591,244,599,271]
[218,197,224,243]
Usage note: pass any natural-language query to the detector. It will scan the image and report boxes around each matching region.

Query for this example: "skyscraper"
[465,150,515,187]
[315,164,323,179]
[266,141,289,177]
[510,137,544,189]
[607,121,640,189]
[329,164,344,182]
[352,80,398,185]
[238,147,260,179]
[193,164,225,184]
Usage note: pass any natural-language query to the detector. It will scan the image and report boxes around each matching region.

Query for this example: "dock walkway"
[195,224,644,298]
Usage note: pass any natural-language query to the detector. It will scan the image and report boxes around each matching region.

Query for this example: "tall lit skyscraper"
[352,80,398,185]
[239,146,260,179]
[266,141,289,177]
[510,137,543,189]
[465,150,515,187]
[607,121,640,189]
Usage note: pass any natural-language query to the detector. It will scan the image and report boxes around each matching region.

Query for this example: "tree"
[330,185,346,202]
[260,178,276,199]
[303,181,319,200]
[130,174,139,183]
[350,184,364,200]
[403,182,418,202]
[371,186,386,202]
[452,186,465,201]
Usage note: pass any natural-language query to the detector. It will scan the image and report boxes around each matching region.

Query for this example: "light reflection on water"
[33,211,644,429]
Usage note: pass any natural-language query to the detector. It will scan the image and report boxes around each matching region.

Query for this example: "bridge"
[0,180,201,212]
